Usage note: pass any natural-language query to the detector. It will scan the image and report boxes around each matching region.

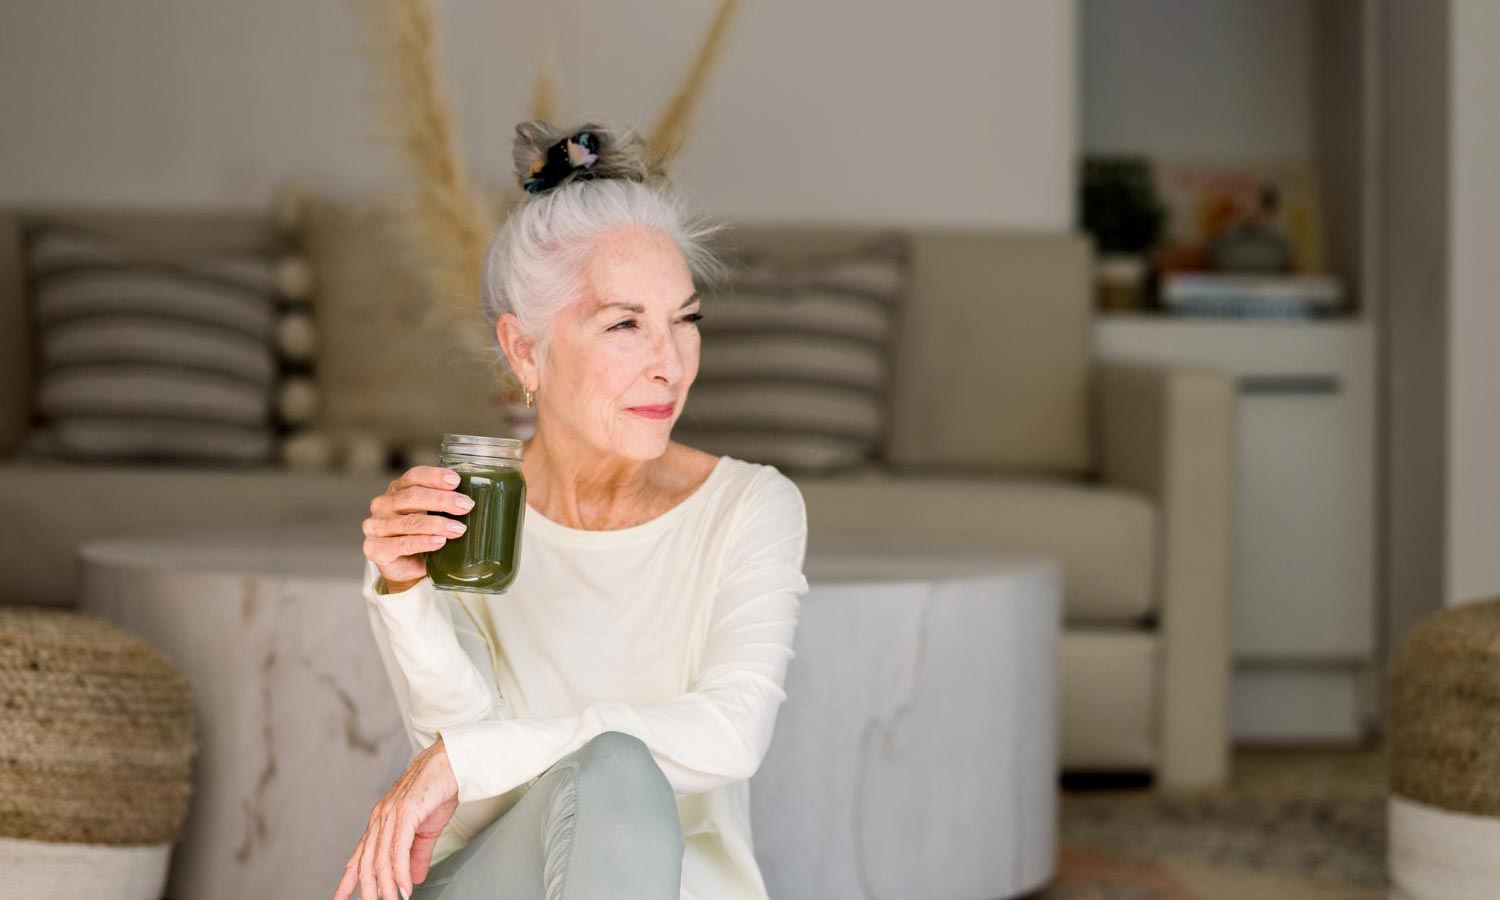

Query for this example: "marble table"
[757,536,1061,900]
[77,528,1060,900]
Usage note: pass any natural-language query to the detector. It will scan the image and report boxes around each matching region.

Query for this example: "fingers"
[358,813,382,900]
[377,467,461,511]
[364,469,473,576]
[374,483,470,517]
[333,864,354,900]
[374,810,404,900]
[391,465,462,495]
[397,483,472,514]
[332,836,363,900]
[409,831,436,887]
[363,511,467,540]
[393,815,419,898]
[362,532,451,568]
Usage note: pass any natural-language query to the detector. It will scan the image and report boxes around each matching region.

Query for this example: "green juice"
[426,464,527,594]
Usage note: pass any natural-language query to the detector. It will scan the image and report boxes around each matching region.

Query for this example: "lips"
[628,403,674,419]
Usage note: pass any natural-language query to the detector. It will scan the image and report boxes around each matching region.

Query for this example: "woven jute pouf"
[1387,595,1500,900]
[0,607,198,900]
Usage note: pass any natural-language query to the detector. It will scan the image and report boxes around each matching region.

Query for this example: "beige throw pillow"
[674,232,910,475]
[296,194,509,458]
[19,221,297,467]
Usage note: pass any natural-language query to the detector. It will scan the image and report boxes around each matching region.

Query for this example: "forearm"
[439,672,786,804]
[363,559,498,729]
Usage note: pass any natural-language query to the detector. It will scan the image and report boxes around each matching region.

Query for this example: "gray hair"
[480,120,728,387]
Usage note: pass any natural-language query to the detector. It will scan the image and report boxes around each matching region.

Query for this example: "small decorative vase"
[1096,253,1149,312]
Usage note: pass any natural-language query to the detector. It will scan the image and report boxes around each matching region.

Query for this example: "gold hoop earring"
[524,386,535,408]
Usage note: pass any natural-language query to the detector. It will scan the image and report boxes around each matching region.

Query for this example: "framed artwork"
[1152,159,1326,274]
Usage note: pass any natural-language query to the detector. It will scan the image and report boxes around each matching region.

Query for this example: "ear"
[495,314,540,389]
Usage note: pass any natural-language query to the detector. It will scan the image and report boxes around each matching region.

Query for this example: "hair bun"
[511,120,666,197]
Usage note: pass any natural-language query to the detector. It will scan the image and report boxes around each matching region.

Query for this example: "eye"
[608,313,703,332]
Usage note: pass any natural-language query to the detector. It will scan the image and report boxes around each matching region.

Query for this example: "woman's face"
[537,225,702,461]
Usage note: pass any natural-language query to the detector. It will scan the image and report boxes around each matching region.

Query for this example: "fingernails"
[400,887,411,900]
[455,495,475,510]
[443,470,460,486]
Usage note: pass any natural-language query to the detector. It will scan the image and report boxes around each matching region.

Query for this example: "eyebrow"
[595,293,700,316]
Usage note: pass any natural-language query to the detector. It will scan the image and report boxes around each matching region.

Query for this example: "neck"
[521,419,660,527]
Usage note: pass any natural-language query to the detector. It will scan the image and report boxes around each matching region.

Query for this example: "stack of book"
[1159,272,1345,319]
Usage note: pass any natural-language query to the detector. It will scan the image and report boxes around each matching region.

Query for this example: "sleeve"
[435,468,810,804]
[361,558,510,753]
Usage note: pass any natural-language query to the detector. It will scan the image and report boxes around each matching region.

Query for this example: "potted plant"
[1080,156,1166,311]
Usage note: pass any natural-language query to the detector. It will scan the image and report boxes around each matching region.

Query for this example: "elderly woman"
[334,121,810,900]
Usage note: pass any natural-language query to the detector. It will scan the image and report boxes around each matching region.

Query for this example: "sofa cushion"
[17,221,300,467]
[703,226,1094,475]
[888,230,1094,475]
[0,208,293,459]
[675,232,909,474]
[296,193,504,451]
[795,471,1157,624]
[0,461,392,608]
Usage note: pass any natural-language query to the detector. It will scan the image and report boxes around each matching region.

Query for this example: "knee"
[577,731,667,788]
[573,732,681,837]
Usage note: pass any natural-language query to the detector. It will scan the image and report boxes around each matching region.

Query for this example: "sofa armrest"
[1093,360,1235,789]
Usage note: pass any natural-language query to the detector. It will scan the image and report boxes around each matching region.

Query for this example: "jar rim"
[440,433,523,462]
[442,433,523,448]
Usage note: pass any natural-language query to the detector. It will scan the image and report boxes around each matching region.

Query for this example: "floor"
[1040,743,1389,900]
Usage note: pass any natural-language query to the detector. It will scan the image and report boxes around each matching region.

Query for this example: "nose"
[648,325,686,385]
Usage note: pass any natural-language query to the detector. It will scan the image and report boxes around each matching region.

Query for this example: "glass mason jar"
[426,434,527,594]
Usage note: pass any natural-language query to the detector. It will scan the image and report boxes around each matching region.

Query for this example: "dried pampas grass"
[650,0,740,163]
[348,0,741,402]
[349,0,499,365]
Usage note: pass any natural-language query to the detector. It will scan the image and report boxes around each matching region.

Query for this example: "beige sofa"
[0,205,1234,789]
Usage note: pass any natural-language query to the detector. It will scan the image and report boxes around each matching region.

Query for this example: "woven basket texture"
[0,607,197,845]
[1389,595,1500,817]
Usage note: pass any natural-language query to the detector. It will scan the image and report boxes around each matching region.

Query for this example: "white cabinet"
[1095,314,1378,742]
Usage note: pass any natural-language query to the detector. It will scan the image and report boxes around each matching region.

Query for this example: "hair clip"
[523,131,601,195]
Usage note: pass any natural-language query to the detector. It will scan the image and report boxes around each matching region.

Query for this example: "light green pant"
[410,731,685,900]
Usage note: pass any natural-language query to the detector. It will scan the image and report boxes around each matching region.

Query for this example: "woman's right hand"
[362,465,474,591]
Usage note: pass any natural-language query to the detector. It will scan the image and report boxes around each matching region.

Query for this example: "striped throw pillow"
[20,223,295,467]
[676,233,909,474]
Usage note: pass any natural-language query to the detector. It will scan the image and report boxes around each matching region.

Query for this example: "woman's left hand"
[333,736,460,900]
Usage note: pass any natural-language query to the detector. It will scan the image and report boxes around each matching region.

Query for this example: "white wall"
[1381,0,1451,642]
[1384,0,1500,617]
[1445,0,1500,607]
[0,0,1076,228]
[1080,0,1372,306]
[1080,0,1314,160]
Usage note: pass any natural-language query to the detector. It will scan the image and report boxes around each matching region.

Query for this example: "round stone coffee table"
[76,529,1060,900]
[754,535,1061,900]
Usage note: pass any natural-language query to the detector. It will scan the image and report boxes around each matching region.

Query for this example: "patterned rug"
[1039,745,1389,900]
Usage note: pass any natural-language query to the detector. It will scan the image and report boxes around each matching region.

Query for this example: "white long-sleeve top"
[361,454,809,900]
